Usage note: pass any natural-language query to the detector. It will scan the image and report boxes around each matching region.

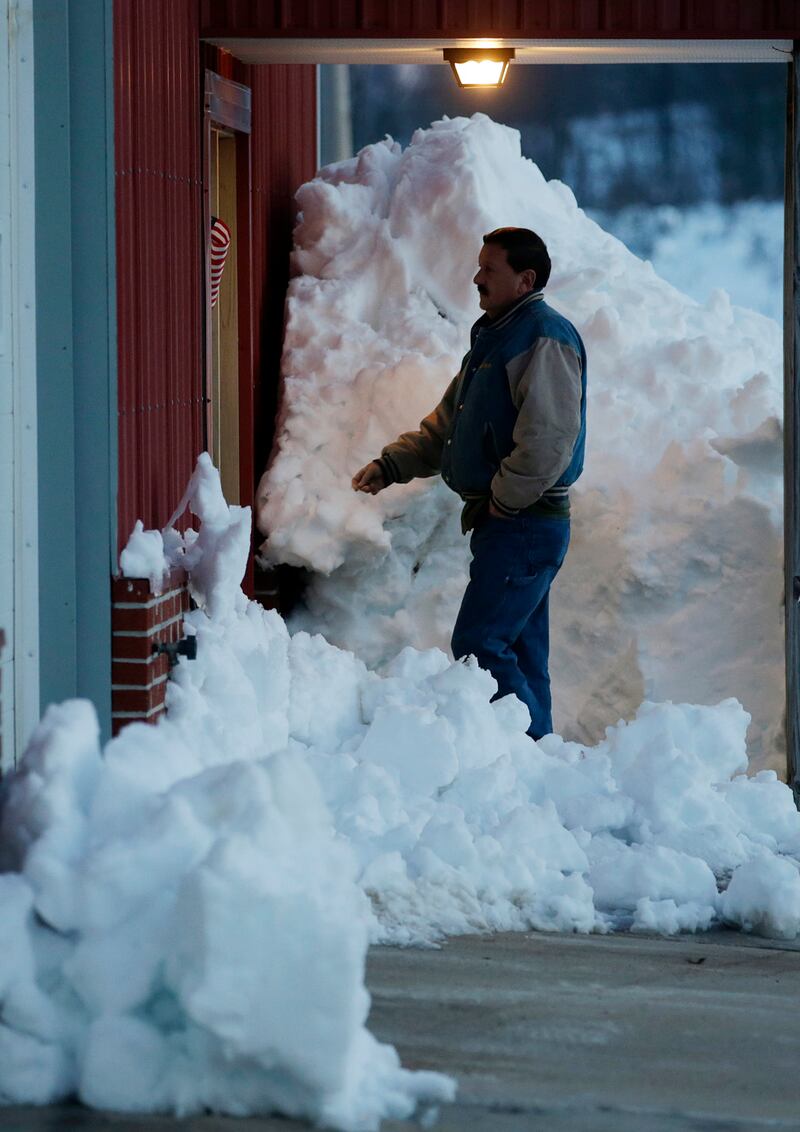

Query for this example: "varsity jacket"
[377,291,587,532]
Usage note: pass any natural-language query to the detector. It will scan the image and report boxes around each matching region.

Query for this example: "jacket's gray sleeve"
[378,374,460,484]
[491,338,582,514]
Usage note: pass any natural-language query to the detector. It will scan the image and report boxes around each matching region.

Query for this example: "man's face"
[473,242,535,319]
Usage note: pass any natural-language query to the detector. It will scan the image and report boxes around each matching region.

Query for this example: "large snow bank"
[0,456,453,1126]
[594,200,783,324]
[4,454,800,1121]
[256,114,785,771]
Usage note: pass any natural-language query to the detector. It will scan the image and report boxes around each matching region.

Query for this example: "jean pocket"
[504,570,542,588]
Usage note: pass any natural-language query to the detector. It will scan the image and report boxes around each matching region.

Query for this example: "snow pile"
[298,649,800,943]
[256,114,785,771]
[594,200,783,324]
[0,457,453,1127]
[4,455,800,1121]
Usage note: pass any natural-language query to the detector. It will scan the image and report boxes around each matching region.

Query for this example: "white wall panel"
[0,1,10,771]
[0,0,38,772]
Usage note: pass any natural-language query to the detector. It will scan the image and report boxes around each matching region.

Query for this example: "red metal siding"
[115,0,204,548]
[200,0,800,36]
[248,64,318,484]
[116,6,316,554]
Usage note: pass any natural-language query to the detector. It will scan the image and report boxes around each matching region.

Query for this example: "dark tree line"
[350,63,785,210]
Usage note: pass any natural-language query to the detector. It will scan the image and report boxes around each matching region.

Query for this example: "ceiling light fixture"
[443,47,515,89]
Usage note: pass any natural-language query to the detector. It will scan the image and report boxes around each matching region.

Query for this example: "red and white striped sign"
[210,217,232,308]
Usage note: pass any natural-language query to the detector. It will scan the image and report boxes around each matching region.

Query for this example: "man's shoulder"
[519,300,583,355]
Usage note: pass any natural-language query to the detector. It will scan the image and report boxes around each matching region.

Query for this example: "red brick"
[111,576,152,602]
[112,684,167,715]
[112,654,170,685]
[111,568,187,603]
[167,618,185,643]
[111,635,154,660]
[112,614,187,660]
[112,593,183,633]
[109,573,193,735]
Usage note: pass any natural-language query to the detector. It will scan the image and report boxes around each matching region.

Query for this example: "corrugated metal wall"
[115,3,317,552]
[200,0,798,38]
[115,0,204,546]
[249,64,318,482]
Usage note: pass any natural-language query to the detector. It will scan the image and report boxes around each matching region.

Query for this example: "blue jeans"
[451,513,570,740]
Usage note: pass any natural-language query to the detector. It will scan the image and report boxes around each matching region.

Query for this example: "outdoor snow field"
[1,116,798,1128]
[257,112,785,773]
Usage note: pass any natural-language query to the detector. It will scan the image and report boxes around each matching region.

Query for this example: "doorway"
[204,70,251,508]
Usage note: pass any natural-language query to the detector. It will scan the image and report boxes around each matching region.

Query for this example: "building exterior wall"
[111,572,191,734]
[0,4,14,771]
[0,1,16,771]
[114,0,205,548]
[115,5,317,542]
[34,0,116,745]
[249,63,317,482]
[0,0,39,772]
[200,0,799,38]
[113,11,316,728]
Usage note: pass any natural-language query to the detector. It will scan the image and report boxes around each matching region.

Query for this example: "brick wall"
[111,574,192,735]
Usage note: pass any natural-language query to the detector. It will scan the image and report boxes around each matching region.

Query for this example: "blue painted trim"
[69,0,115,741]
[34,1,77,709]
[34,0,116,740]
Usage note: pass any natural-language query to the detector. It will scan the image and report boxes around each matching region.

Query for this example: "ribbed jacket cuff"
[491,494,520,518]
[376,454,399,485]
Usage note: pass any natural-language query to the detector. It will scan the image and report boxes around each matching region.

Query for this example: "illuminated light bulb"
[443,48,515,89]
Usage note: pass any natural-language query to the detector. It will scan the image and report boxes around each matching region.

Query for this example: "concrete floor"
[3,929,800,1132]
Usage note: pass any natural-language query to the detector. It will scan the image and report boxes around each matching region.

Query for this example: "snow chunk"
[720,856,800,940]
[119,521,169,595]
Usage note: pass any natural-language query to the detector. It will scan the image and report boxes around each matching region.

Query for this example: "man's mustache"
[477,285,488,295]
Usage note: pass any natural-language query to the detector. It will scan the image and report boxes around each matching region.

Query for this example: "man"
[352,227,587,740]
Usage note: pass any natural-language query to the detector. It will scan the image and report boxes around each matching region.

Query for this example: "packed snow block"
[79,1015,170,1111]
[588,839,718,915]
[110,571,192,733]
[720,855,800,939]
[163,774,372,1099]
[355,706,457,797]
[288,631,367,750]
[0,650,453,1125]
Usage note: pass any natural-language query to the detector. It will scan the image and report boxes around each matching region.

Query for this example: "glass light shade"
[443,48,515,89]
[452,58,508,87]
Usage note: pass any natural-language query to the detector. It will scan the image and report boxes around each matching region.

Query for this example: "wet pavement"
[3,929,799,1131]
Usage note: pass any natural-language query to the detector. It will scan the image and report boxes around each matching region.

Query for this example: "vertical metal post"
[34,0,115,742]
[318,64,353,167]
[784,42,800,803]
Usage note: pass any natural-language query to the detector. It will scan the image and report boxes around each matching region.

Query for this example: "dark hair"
[482,227,551,290]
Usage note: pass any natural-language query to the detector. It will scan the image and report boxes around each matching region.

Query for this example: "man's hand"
[488,500,512,519]
[352,461,387,495]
